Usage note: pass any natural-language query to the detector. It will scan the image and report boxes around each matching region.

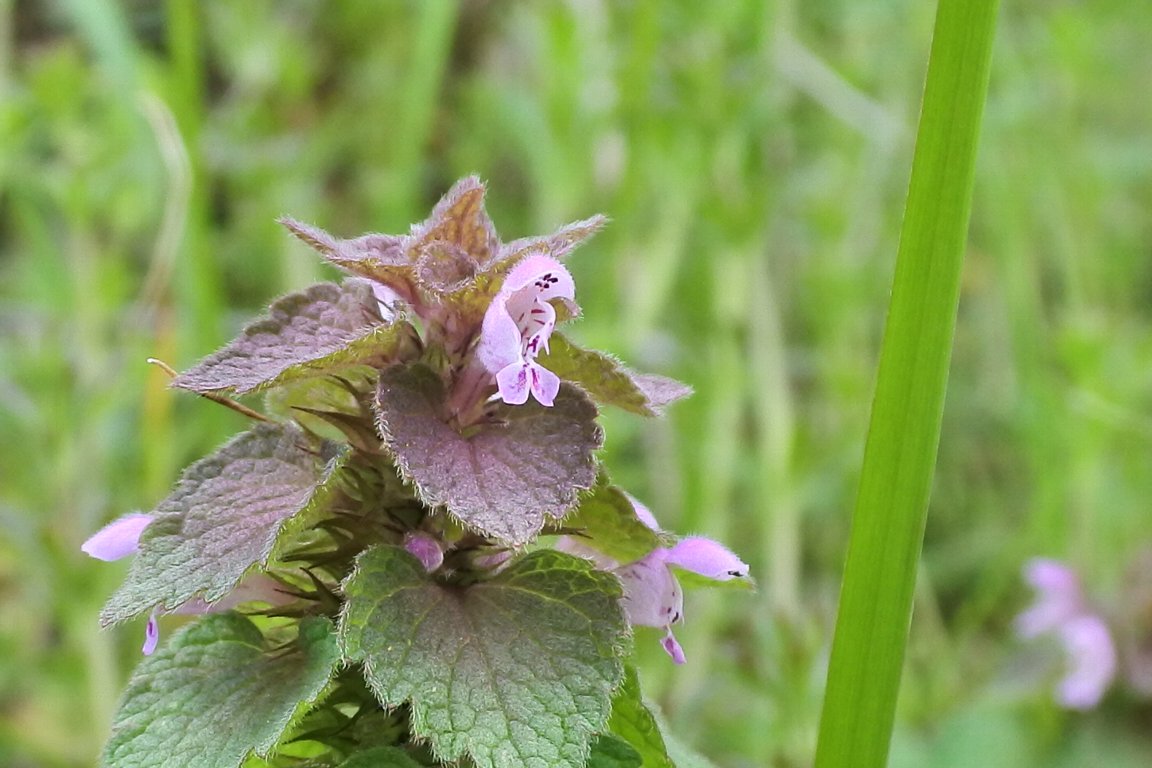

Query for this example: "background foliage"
[2,1,1151,766]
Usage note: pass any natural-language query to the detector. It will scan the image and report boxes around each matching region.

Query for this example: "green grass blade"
[813,2,1000,766]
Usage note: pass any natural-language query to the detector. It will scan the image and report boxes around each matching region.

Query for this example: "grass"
[2,2,1152,767]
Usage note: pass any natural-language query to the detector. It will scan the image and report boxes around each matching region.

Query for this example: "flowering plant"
[84,178,750,768]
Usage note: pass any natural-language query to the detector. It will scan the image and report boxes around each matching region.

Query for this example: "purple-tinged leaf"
[409,175,500,266]
[494,215,607,270]
[102,614,338,768]
[100,423,344,625]
[339,546,627,768]
[173,281,412,395]
[280,218,417,298]
[375,365,602,546]
[538,334,692,417]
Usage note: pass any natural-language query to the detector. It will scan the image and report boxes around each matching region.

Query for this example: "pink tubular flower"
[82,516,291,655]
[559,495,749,665]
[1016,558,1117,709]
[476,254,576,407]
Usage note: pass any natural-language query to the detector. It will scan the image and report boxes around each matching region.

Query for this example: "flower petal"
[371,281,404,322]
[625,493,660,532]
[142,610,160,656]
[1016,558,1085,639]
[495,362,532,405]
[664,537,750,581]
[478,299,525,374]
[616,551,683,629]
[661,628,687,665]
[527,362,561,407]
[1056,614,1116,710]
[404,532,445,573]
[502,254,576,302]
[81,514,153,562]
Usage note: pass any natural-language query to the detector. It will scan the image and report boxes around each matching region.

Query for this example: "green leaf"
[101,424,342,624]
[173,281,413,395]
[340,546,628,768]
[562,478,663,564]
[607,666,673,768]
[375,364,602,545]
[334,746,424,768]
[813,3,999,768]
[586,735,642,768]
[103,614,339,768]
[539,334,691,417]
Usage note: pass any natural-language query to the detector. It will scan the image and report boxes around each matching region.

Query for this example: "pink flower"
[476,254,576,407]
[82,516,291,655]
[1016,558,1117,709]
[559,495,749,664]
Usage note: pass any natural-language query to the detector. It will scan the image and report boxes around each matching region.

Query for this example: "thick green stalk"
[813,1,999,766]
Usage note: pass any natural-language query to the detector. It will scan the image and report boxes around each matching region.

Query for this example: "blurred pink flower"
[82,515,292,655]
[1017,558,1116,709]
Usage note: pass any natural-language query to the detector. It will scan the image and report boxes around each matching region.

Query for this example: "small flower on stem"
[559,495,749,664]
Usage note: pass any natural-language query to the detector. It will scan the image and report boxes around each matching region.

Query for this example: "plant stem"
[813,1,1000,766]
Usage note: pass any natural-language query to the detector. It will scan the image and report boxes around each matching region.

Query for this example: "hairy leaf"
[492,215,607,270]
[375,365,602,546]
[562,479,663,564]
[103,614,339,768]
[101,424,341,624]
[607,666,674,768]
[539,334,692,417]
[340,547,628,768]
[173,281,410,395]
[409,175,499,265]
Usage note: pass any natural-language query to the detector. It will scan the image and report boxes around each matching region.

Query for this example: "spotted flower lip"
[1016,557,1117,709]
[82,516,291,655]
[476,254,576,407]
[558,494,749,665]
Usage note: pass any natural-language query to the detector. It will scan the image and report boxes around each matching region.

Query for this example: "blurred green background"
[2,1,1152,766]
